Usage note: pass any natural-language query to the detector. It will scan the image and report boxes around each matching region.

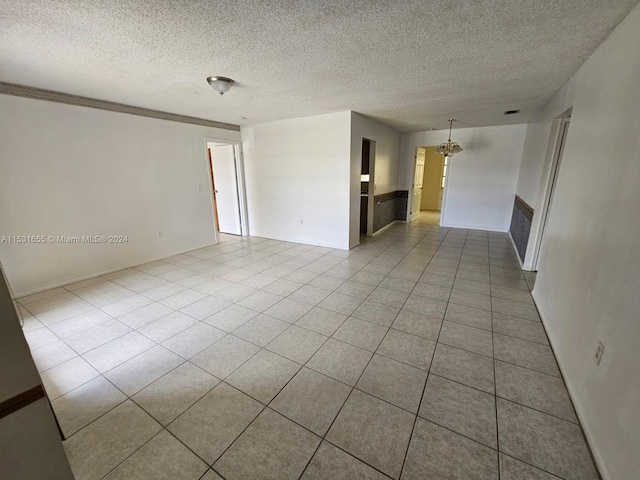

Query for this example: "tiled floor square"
[63,400,161,480]
[431,343,495,394]
[376,329,436,370]
[64,319,133,354]
[168,382,263,464]
[351,300,399,327]
[117,303,174,330]
[52,376,126,436]
[356,354,427,413]
[270,367,351,435]
[236,290,284,312]
[103,430,207,480]
[492,296,540,321]
[326,389,414,479]
[232,314,290,347]
[41,356,100,400]
[104,345,183,395]
[295,307,348,335]
[226,349,300,403]
[266,325,327,363]
[445,302,493,331]
[203,304,257,332]
[318,291,364,315]
[31,340,78,372]
[301,441,388,480]
[391,309,442,341]
[411,282,452,301]
[264,297,314,323]
[402,418,498,480]
[438,321,494,357]
[492,313,549,345]
[493,334,560,377]
[306,338,372,386]
[367,286,409,308]
[497,399,598,480]
[190,334,260,379]
[212,283,257,303]
[289,284,332,305]
[180,295,231,320]
[138,311,198,343]
[132,362,220,425]
[161,322,226,358]
[214,409,320,480]
[332,317,388,351]
[499,453,560,480]
[419,374,497,448]
[403,293,447,317]
[495,360,577,422]
[48,309,112,338]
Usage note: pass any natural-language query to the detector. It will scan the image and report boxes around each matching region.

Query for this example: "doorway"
[411,147,446,224]
[420,146,446,221]
[206,142,245,236]
[359,138,375,237]
[410,148,425,222]
[533,115,571,269]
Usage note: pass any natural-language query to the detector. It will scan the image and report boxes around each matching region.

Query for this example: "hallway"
[417,210,440,225]
[20,219,596,479]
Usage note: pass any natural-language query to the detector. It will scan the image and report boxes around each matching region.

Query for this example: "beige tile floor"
[17,215,597,480]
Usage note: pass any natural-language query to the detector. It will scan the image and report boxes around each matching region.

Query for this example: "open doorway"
[360,138,376,237]
[532,115,571,270]
[206,141,246,236]
[411,146,446,224]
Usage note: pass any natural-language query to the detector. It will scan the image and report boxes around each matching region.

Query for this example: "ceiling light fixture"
[207,76,235,95]
[435,119,463,157]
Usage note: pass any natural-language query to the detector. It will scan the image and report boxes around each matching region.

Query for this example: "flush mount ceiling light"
[435,119,463,157]
[207,76,235,95]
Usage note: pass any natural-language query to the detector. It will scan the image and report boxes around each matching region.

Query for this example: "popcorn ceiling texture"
[0,0,637,131]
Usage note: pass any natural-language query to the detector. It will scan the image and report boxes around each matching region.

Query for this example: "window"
[441,156,448,188]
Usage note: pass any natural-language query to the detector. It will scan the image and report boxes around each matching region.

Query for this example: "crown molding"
[0,81,239,131]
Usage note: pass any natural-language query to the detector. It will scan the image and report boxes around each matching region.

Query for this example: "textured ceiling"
[1,1,637,131]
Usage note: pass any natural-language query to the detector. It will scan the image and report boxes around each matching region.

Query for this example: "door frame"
[203,138,249,239]
[531,114,572,270]
[410,146,450,225]
[365,139,376,237]
[410,148,425,222]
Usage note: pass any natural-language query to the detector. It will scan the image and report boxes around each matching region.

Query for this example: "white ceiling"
[1,0,637,131]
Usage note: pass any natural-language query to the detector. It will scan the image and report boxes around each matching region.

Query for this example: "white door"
[411,148,425,222]
[209,145,241,235]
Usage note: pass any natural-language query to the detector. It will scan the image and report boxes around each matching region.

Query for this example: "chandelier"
[435,119,463,157]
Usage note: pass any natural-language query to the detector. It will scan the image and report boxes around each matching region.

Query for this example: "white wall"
[400,124,527,231]
[0,94,240,295]
[519,5,640,479]
[241,112,352,249]
[349,112,400,247]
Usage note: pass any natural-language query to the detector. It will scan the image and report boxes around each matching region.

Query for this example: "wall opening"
[533,115,572,270]
[206,141,248,237]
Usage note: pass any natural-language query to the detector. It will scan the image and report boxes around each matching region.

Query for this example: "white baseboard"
[440,222,509,232]
[14,242,218,298]
[508,231,526,269]
[246,231,348,251]
[372,220,400,236]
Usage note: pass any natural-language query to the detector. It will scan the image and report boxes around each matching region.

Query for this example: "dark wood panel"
[0,385,46,420]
